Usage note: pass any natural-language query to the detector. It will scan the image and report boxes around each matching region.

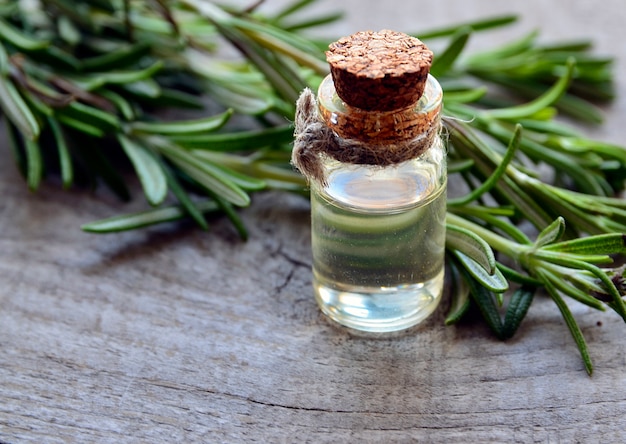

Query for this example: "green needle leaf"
[160,161,209,230]
[58,15,81,46]
[443,87,487,104]
[545,233,626,255]
[282,13,344,32]
[97,89,135,120]
[417,15,517,39]
[448,123,522,206]
[38,46,82,71]
[121,79,161,98]
[192,150,266,190]
[154,139,250,207]
[170,125,293,151]
[57,101,120,133]
[70,62,164,91]
[118,135,168,206]
[445,259,471,325]
[465,29,537,66]
[209,192,248,240]
[24,138,43,191]
[453,250,508,293]
[5,117,26,177]
[482,58,575,120]
[0,76,40,141]
[430,27,471,78]
[100,61,165,85]
[47,117,73,189]
[56,115,104,137]
[175,161,250,207]
[539,266,605,310]
[0,17,49,51]
[82,199,220,233]
[0,40,9,75]
[457,260,504,339]
[81,41,152,71]
[272,0,316,20]
[540,270,593,375]
[502,287,535,339]
[130,109,233,135]
[497,263,543,286]
[446,224,496,275]
[534,217,566,248]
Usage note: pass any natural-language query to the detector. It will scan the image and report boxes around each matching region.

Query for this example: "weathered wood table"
[2,1,626,442]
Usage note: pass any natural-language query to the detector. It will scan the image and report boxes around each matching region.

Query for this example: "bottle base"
[313,270,444,333]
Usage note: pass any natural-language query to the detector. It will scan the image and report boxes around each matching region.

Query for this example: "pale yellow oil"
[311,153,446,332]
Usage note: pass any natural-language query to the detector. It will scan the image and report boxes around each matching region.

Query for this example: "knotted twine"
[291,88,440,186]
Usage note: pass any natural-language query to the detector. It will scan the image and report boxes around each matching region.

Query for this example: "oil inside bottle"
[311,145,446,332]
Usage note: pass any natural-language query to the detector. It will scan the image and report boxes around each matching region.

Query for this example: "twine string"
[291,88,439,186]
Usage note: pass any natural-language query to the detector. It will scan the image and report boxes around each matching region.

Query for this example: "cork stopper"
[326,30,433,111]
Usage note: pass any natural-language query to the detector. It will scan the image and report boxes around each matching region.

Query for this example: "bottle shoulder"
[314,141,447,213]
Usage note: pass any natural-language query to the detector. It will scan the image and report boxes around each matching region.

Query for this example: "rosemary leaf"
[0,17,49,51]
[502,287,535,339]
[47,117,73,189]
[541,272,594,375]
[534,217,566,248]
[81,41,152,71]
[154,139,251,207]
[130,109,233,136]
[458,260,504,339]
[24,137,43,191]
[430,27,471,78]
[0,76,40,141]
[160,161,210,231]
[545,233,626,255]
[446,224,496,275]
[118,135,168,206]
[417,15,517,40]
[445,259,471,325]
[82,199,220,233]
[482,58,574,121]
[453,250,508,293]
[169,125,293,151]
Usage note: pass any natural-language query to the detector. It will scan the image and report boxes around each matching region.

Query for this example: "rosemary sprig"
[1,0,625,374]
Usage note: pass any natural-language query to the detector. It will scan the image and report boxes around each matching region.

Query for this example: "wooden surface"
[2,1,626,442]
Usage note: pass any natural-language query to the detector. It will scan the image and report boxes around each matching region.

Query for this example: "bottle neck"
[317,73,442,145]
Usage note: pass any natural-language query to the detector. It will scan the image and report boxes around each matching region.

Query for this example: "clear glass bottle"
[308,35,446,333]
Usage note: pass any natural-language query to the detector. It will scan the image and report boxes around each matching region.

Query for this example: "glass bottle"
[300,30,446,332]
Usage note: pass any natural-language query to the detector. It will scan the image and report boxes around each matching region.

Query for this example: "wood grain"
[2,0,626,442]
